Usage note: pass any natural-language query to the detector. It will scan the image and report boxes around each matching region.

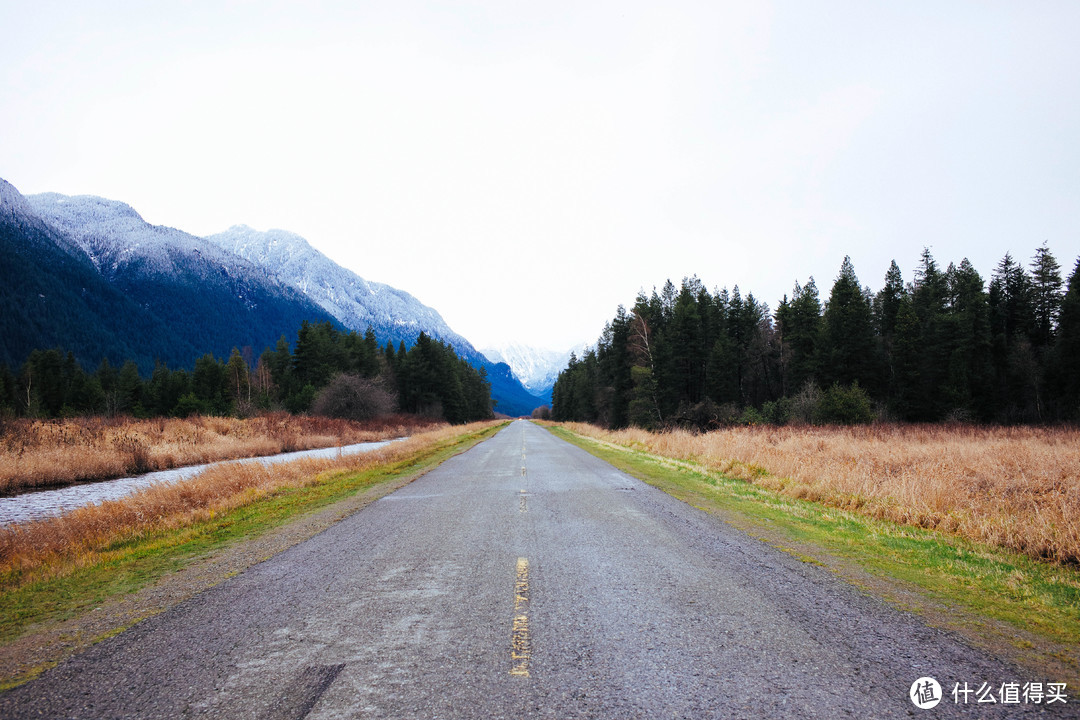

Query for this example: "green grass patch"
[547,424,1080,681]
[0,422,505,645]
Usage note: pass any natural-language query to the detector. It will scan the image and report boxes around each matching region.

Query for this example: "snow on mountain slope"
[206,225,461,347]
[23,192,339,363]
[0,179,203,370]
[1,178,41,228]
[28,194,259,285]
[0,180,91,263]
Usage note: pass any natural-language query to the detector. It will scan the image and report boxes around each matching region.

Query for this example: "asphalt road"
[1,420,1061,718]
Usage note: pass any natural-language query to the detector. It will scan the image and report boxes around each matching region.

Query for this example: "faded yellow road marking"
[519,489,528,513]
[510,557,530,677]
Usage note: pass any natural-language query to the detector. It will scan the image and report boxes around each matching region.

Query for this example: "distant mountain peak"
[222,224,310,248]
[480,341,587,401]
[0,177,32,217]
[31,192,144,225]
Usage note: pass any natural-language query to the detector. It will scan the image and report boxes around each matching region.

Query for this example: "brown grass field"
[558,422,1080,565]
[0,421,497,584]
[0,413,444,494]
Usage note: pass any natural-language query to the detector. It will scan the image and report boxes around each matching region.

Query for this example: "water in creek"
[0,439,400,526]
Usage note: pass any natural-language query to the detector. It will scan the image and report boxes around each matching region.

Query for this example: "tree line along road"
[0,420,1057,718]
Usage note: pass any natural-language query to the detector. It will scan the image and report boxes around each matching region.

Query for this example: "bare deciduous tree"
[311,373,397,421]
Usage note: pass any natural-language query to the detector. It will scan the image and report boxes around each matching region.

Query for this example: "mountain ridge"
[23,190,340,369]
[205,224,544,416]
[1,177,542,415]
[0,178,202,370]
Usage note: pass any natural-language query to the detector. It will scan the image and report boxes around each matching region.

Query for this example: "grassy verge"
[547,424,1080,685]
[0,421,505,654]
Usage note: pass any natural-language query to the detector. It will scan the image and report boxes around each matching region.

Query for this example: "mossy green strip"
[547,424,1080,683]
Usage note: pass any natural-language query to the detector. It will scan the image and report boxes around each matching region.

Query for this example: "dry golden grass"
[0,421,498,583]
[0,413,444,494]
[559,422,1080,565]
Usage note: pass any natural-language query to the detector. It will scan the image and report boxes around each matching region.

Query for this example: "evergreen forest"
[0,322,493,425]
[552,244,1080,427]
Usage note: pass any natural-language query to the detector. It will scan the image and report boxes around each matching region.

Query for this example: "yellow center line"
[510,557,530,677]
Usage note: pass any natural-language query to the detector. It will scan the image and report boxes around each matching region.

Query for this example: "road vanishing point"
[1,421,1052,718]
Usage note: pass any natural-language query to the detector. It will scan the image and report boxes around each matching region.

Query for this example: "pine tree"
[875,260,907,407]
[1030,242,1064,349]
[147,363,175,416]
[117,360,145,416]
[192,355,229,415]
[737,293,777,408]
[1050,257,1080,419]
[670,279,706,407]
[989,252,1039,420]
[821,257,882,393]
[906,248,951,419]
[943,259,994,419]
[989,252,1035,348]
[267,335,293,398]
[360,327,381,378]
[890,296,923,419]
[875,260,905,343]
[776,278,821,395]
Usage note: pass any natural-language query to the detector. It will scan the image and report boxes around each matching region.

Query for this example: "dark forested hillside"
[24,192,342,372]
[0,188,199,371]
[553,245,1079,427]
[1,180,340,373]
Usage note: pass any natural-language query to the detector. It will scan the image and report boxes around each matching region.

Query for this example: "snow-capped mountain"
[481,341,588,403]
[0,181,100,272]
[205,225,544,416]
[1,179,202,370]
[28,194,285,290]
[23,191,337,367]
[3,176,543,414]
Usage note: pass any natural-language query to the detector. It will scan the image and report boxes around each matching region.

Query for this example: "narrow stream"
[0,439,402,526]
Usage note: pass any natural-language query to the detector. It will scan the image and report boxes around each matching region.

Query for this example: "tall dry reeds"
[0,421,495,583]
[0,413,444,494]
[561,422,1080,565]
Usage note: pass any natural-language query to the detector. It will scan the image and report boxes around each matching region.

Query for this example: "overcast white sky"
[3,1,1078,352]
